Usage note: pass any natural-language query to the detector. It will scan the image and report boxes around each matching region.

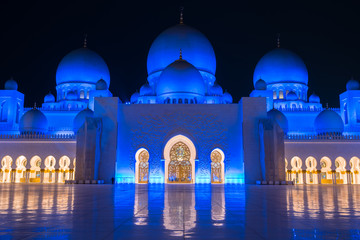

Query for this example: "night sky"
[1,1,360,107]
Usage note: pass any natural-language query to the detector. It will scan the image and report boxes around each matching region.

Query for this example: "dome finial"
[33,102,37,109]
[83,33,87,48]
[276,33,280,48]
[326,103,329,109]
[180,6,184,24]
[179,49,183,60]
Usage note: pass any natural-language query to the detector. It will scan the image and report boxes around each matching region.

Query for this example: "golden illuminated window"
[168,142,192,183]
[138,150,149,183]
[211,150,223,183]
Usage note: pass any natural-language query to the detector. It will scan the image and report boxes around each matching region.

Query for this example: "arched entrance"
[305,157,317,184]
[44,156,56,183]
[210,148,225,184]
[135,148,149,184]
[1,156,12,183]
[30,156,41,183]
[59,156,71,183]
[15,156,27,183]
[320,157,332,184]
[164,135,196,184]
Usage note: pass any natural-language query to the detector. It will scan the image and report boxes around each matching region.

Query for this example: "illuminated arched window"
[279,90,284,99]
[86,91,90,99]
[273,91,277,99]
[80,90,85,99]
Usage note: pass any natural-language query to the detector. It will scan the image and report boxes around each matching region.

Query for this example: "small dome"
[19,108,48,134]
[96,79,108,90]
[309,93,320,103]
[5,78,18,90]
[73,108,94,132]
[139,84,153,96]
[130,92,139,104]
[147,24,216,77]
[254,79,267,90]
[314,109,344,134]
[66,91,77,100]
[223,92,233,103]
[156,58,205,96]
[44,92,55,103]
[267,109,288,133]
[56,48,110,87]
[253,48,308,86]
[209,84,223,96]
[286,91,298,101]
[346,79,360,90]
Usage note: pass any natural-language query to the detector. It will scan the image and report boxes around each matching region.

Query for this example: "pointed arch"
[164,135,196,184]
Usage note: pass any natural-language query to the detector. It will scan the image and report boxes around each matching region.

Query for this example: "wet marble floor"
[0,184,360,239]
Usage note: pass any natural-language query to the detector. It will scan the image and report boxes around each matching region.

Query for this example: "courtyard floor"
[0,184,360,239]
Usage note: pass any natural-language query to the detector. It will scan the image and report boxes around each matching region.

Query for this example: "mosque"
[0,13,360,185]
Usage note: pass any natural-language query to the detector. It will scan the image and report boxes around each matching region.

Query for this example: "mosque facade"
[0,16,360,185]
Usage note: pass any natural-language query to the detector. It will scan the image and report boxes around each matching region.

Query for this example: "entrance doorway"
[164,135,196,184]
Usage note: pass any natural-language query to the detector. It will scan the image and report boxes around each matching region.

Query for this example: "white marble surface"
[0,184,359,239]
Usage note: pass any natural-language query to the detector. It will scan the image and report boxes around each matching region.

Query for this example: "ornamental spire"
[276,33,280,48]
[83,33,87,48]
[180,7,184,24]
[179,49,183,60]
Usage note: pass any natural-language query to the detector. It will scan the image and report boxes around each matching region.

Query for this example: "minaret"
[83,34,87,48]
[180,7,184,24]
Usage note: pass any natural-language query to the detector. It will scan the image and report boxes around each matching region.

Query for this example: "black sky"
[0,0,360,107]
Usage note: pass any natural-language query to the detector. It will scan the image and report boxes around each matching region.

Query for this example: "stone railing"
[285,133,360,141]
[0,133,76,140]
[277,107,340,112]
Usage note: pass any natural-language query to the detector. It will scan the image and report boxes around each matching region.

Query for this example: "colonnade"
[285,156,360,184]
[0,155,75,184]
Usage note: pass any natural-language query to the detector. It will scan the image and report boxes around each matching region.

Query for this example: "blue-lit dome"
[96,79,108,90]
[140,84,153,96]
[346,79,360,90]
[44,92,55,103]
[267,109,288,133]
[147,24,216,77]
[314,109,344,134]
[156,58,205,96]
[255,79,267,90]
[56,48,110,87]
[4,78,18,90]
[286,91,298,101]
[73,108,94,132]
[223,92,233,104]
[209,84,223,96]
[19,108,48,134]
[253,48,308,86]
[309,93,320,103]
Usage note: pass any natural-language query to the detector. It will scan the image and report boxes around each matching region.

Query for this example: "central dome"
[156,58,205,96]
[147,24,216,77]
[253,48,308,86]
[56,48,110,87]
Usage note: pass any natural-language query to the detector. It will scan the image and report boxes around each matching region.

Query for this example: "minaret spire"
[276,33,280,48]
[83,33,87,48]
[180,7,184,24]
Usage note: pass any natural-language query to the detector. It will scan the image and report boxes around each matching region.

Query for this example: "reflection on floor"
[0,184,360,239]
